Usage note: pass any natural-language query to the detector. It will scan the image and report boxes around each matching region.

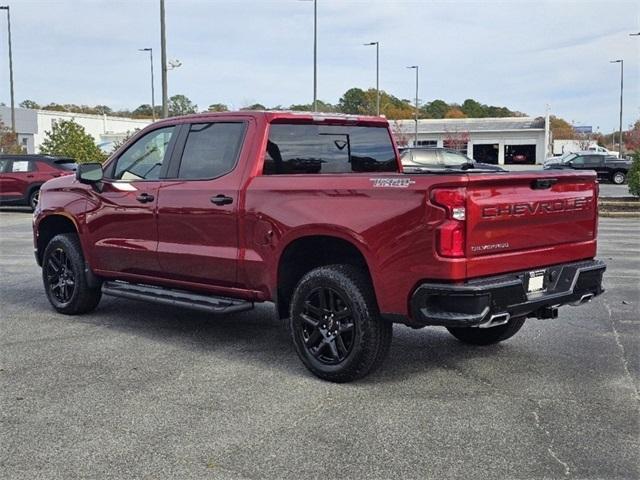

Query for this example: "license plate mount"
[527,270,546,293]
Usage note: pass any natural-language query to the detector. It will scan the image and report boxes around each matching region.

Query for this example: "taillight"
[432,188,466,257]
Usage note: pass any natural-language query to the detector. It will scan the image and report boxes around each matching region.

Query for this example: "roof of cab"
[156,110,389,126]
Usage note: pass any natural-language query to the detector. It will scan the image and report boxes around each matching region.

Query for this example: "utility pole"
[0,5,15,133]
[364,42,379,116]
[544,104,551,159]
[407,65,419,146]
[160,0,168,118]
[610,59,623,157]
[139,48,156,121]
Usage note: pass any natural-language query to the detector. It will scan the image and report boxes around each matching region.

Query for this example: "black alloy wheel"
[289,265,392,382]
[300,286,355,365]
[41,233,102,314]
[45,247,76,304]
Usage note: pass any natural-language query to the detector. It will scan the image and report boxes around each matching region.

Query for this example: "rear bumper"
[410,259,605,328]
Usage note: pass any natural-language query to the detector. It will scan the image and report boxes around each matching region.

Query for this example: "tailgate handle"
[532,178,558,189]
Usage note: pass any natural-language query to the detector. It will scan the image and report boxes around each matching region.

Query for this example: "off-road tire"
[446,316,526,346]
[289,265,392,382]
[42,233,102,315]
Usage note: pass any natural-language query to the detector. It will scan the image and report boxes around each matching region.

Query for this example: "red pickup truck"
[33,111,605,382]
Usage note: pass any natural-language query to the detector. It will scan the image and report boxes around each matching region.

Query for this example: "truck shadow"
[68,296,544,384]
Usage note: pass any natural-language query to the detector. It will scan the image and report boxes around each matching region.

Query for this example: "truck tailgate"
[465,171,597,275]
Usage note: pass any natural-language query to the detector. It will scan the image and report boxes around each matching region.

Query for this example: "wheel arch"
[36,214,79,266]
[275,234,376,319]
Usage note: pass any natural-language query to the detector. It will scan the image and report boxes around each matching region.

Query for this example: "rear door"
[85,125,177,275]
[0,159,36,200]
[156,120,248,287]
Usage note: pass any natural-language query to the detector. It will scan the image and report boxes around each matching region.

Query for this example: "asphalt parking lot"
[0,210,638,480]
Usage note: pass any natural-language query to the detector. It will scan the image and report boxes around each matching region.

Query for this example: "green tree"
[207,103,229,112]
[240,103,266,111]
[461,99,484,118]
[289,100,337,112]
[421,99,449,119]
[94,105,113,115]
[19,99,40,109]
[40,120,105,163]
[338,88,369,114]
[168,94,197,116]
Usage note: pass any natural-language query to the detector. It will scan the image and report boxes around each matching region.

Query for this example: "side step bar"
[102,281,254,315]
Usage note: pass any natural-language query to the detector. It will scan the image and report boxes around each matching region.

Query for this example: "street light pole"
[407,65,419,146]
[0,5,15,133]
[610,59,623,157]
[313,0,317,111]
[364,42,379,116]
[160,0,168,118]
[139,48,156,121]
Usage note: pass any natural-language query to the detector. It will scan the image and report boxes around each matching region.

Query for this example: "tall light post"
[610,59,623,157]
[0,5,15,133]
[138,48,156,121]
[364,42,379,116]
[313,0,317,111]
[407,65,419,146]
[160,0,168,118]
[299,0,317,110]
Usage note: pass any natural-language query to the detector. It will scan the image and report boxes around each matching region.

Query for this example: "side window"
[11,160,34,173]
[0,159,10,173]
[571,156,585,166]
[178,122,246,180]
[264,124,397,174]
[113,126,174,181]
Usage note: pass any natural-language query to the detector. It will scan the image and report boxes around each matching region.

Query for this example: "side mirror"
[76,163,103,184]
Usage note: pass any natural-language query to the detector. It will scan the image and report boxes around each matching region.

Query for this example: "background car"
[543,151,631,184]
[400,147,506,171]
[0,155,77,210]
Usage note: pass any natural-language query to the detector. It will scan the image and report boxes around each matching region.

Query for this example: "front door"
[0,158,34,201]
[156,121,247,287]
[85,126,176,276]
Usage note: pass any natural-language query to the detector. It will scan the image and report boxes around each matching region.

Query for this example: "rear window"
[54,160,77,170]
[263,124,398,174]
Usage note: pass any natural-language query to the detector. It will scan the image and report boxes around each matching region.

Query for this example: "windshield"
[561,153,577,163]
[401,149,472,168]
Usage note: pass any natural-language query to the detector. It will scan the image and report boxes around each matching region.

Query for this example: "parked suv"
[33,112,605,382]
[0,155,76,210]
[543,151,631,184]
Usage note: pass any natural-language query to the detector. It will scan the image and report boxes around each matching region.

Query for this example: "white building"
[0,106,152,154]
[393,117,550,165]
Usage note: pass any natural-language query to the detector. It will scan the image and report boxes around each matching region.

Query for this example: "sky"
[0,0,638,132]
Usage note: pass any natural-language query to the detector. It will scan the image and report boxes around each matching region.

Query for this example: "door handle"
[210,194,233,206]
[136,193,155,203]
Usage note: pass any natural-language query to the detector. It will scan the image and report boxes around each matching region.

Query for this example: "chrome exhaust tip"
[570,293,594,306]
[479,312,511,328]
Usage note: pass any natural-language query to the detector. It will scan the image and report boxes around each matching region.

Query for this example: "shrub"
[628,151,640,197]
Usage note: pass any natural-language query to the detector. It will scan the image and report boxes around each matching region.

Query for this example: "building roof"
[395,116,545,134]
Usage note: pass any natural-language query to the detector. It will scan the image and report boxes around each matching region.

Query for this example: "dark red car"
[0,155,76,210]
[32,112,605,382]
